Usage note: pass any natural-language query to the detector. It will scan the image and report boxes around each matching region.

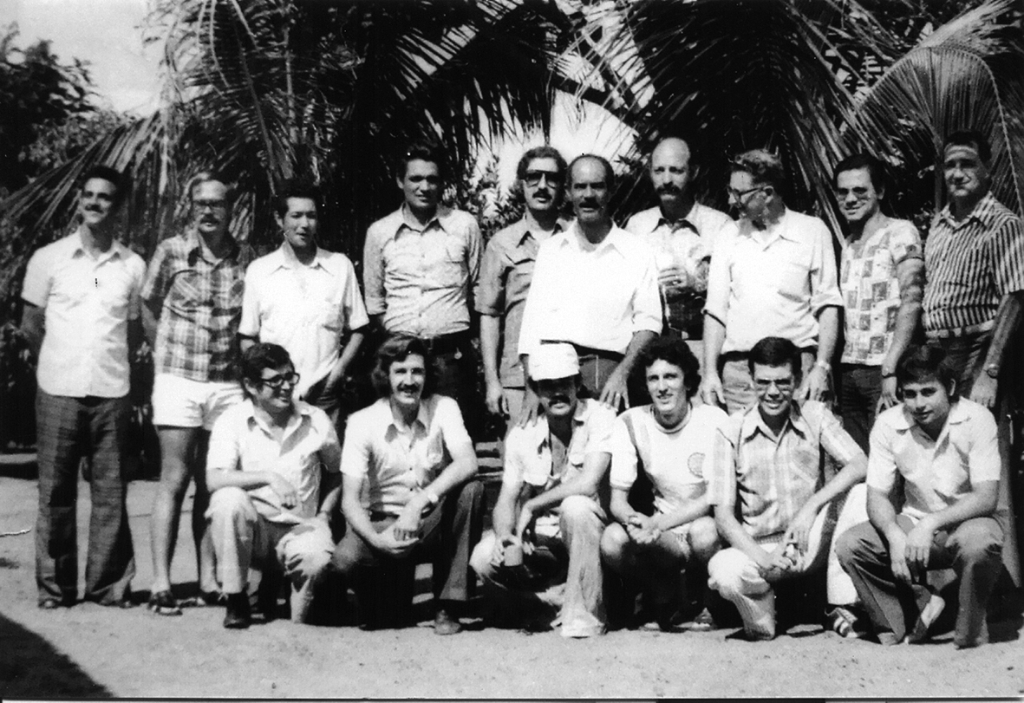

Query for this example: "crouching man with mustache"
[470,344,616,638]
[331,336,484,635]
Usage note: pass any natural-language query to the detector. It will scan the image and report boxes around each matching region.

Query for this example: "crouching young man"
[600,337,728,630]
[469,343,616,638]
[205,343,341,629]
[332,336,484,635]
[707,337,867,640]
[837,344,1004,648]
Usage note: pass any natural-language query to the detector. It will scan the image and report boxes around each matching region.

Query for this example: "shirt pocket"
[431,238,468,290]
[168,269,206,314]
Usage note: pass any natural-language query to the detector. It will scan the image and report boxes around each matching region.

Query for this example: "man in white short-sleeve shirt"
[21,165,145,609]
[332,336,484,635]
[239,183,368,424]
[205,343,341,629]
[838,344,1004,649]
[601,336,728,630]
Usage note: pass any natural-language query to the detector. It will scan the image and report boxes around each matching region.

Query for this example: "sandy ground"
[2,471,1024,698]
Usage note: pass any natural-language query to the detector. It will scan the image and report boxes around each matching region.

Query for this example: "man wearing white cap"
[470,344,616,637]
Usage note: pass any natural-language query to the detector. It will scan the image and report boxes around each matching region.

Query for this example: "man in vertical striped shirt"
[923,129,1024,585]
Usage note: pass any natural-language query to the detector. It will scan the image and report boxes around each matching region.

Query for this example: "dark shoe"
[433,608,462,636]
[87,595,136,608]
[223,594,251,629]
[687,607,718,632]
[148,590,182,616]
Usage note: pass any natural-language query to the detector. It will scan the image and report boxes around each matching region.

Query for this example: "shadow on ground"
[0,611,111,698]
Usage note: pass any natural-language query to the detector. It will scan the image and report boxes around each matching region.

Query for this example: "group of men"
[21,127,1023,649]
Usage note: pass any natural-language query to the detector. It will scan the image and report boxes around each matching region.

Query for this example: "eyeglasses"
[523,171,561,187]
[259,371,300,390]
[726,185,766,200]
[194,199,227,210]
[754,378,794,392]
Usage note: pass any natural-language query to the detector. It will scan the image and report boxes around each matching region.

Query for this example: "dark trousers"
[837,515,1004,645]
[838,364,882,454]
[331,480,485,604]
[35,390,136,604]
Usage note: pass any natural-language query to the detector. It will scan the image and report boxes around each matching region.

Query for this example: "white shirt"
[610,403,728,525]
[239,245,369,397]
[517,222,662,356]
[625,202,735,256]
[207,400,342,524]
[21,229,145,398]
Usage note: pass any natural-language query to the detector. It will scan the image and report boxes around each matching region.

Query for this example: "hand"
[701,372,724,409]
[758,544,798,583]
[782,505,817,554]
[485,378,507,417]
[625,513,661,546]
[599,368,629,410]
[887,530,912,585]
[515,504,535,542]
[517,387,542,428]
[323,363,348,397]
[904,518,935,578]
[490,533,510,567]
[798,365,829,402]
[268,474,298,509]
[877,375,899,413]
[374,524,418,557]
[970,372,998,410]
[392,497,426,542]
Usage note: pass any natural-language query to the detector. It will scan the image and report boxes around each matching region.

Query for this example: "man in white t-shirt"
[601,336,728,629]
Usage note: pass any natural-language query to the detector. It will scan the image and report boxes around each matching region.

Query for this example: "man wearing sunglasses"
[702,150,843,414]
[205,343,341,629]
[477,146,570,423]
[625,137,735,367]
[707,336,867,640]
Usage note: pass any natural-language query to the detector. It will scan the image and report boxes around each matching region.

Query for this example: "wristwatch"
[813,360,831,374]
[985,363,1000,379]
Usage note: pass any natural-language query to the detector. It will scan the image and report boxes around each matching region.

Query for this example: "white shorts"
[152,374,244,430]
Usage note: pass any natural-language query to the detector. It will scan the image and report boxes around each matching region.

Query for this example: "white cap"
[529,343,579,381]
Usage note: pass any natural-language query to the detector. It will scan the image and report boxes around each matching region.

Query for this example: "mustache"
[549,395,571,405]
[656,184,683,195]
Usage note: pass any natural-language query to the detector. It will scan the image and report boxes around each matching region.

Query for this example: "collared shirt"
[867,399,1003,522]
[707,400,863,541]
[503,398,616,498]
[841,219,922,365]
[239,245,369,398]
[141,229,248,382]
[626,203,736,337]
[704,208,843,353]
[475,213,569,387]
[341,394,472,516]
[362,205,483,338]
[22,229,145,398]
[610,403,729,523]
[517,222,662,357]
[207,399,341,524]
[923,192,1024,335]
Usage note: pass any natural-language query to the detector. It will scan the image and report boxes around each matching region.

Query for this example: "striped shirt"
[141,229,248,382]
[923,192,1024,335]
[707,400,863,542]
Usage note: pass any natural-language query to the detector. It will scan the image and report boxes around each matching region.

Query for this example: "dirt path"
[1,474,1023,698]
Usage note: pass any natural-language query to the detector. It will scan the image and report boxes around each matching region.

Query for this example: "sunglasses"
[259,371,300,390]
[523,171,562,187]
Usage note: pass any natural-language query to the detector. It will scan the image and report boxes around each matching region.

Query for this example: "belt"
[420,331,471,356]
[925,320,995,339]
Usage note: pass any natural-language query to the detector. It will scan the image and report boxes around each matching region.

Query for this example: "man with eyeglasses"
[142,171,250,615]
[239,180,368,431]
[833,153,923,453]
[702,150,843,414]
[477,146,570,422]
[205,343,341,629]
[625,137,735,367]
[363,141,483,434]
[707,336,867,640]
[518,154,662,412]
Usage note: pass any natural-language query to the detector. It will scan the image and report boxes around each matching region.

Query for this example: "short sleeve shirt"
[206,400,341,524]
[707,400,863,541]
[840,219,922,365]
[340,395,472,516]
[610,403,729,521]
[21,230,146,398]
[141,230,248,382]
[239,245,369,397]
[867,399,1003,522]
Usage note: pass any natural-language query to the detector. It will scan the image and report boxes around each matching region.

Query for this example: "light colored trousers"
[470,495,608,638]
[207,487,334,623]
[708,483,867,638]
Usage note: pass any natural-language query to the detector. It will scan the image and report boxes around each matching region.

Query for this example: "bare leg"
[149,426,201,596]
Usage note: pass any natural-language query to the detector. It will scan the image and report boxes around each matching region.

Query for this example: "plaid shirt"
[707,400,863,542]
[141,229,248,382]
[924,192,1024,335]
